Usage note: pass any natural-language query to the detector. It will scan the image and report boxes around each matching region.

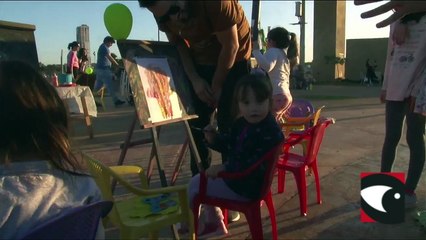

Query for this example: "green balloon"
[104,3,133,40]
[85,67,94,75]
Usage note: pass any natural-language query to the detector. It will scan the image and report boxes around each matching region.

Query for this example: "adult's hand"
[191,76,216,107]
[354,1,426,28]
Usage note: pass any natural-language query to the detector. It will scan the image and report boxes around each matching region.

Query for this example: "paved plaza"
[71,84,426,239]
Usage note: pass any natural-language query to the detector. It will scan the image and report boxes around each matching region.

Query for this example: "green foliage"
[258,28,267,52]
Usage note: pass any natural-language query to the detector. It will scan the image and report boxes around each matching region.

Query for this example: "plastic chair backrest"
[85,156,123,227]
[305,119,334,165]
[311,106,325,127]
[287,99,315,118]
[214,143,283,200]
[258,143,283,199]
[21,201,113,240]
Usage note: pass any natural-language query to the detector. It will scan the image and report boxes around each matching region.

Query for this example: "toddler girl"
[188,73,284,238]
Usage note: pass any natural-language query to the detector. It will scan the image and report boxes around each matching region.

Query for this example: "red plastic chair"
[276,118,335,216]
[192,143,283,240]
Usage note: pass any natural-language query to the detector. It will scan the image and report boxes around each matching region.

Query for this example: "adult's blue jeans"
[94,68,118,103]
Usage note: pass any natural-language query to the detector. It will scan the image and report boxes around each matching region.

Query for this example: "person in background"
[0,60,103,239]
[187,74,284,238]
[93,36,125,107]
[378,12,426,208]
[365,58,378,85]
[67,41,80,80]
[76,47,92,88]
[78,47,89,75]
[252,27,297,120]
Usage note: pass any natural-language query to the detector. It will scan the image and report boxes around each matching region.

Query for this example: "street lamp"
[292,1,306,65]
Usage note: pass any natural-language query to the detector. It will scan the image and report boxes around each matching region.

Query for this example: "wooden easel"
[114,40,202,192]
[114,111,202,189]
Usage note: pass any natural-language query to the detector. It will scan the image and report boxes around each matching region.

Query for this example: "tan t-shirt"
[160,0,251,65]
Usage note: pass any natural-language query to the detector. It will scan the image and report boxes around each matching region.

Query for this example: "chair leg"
[312,161,322,204]
[192,201,200,240]
[277,169,286,194]
[222,208,228,227]
[244,207,264,240]
[188,212,196,240]
[264,192,278,240]
[293,169,307,216]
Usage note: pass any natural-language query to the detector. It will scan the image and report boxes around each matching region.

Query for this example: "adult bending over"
[138,0,251,177]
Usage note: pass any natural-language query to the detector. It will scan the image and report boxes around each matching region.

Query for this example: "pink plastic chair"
[192,143,283,240]
[277,118,335,216]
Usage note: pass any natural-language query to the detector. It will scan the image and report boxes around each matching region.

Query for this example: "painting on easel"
[134,57,183,123]
[117,40,196,127]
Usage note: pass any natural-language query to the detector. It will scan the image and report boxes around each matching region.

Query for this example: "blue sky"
[0,1,391,65]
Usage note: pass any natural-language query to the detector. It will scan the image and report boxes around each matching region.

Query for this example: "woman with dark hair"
[67,41,80,80]
[252,27,297,120]
[76,47,92,88]
[0,61,102,239]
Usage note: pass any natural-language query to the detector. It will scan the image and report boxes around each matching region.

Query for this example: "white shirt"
[252,48,291,95]
[0,161,102,239]
[383,15,426,101]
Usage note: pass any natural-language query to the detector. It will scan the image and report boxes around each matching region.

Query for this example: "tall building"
[76,24,91,64]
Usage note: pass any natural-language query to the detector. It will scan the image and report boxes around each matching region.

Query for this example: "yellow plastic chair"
[281,106,325,156]
[281,106,325,135]
[83,153,195,240]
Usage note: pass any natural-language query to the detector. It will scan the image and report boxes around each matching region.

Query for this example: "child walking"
[252,27,298,120]
[187,73,284,238]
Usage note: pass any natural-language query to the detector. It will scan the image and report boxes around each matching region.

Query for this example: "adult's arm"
[106,54,119,67]
[354,0,426,28]
[166,32,215,105]
[211,24,239,98]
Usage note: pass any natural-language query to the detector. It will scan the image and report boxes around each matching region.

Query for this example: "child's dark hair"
[231,73,273,119]
[67,41,79,50]
[77,48,88,61]
[0,60,83,173]
[267,27,298,59]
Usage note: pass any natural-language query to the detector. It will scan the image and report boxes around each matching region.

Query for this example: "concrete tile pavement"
[71,85,426,239]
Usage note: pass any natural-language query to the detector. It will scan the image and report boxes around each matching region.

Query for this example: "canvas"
[134,57,183,123]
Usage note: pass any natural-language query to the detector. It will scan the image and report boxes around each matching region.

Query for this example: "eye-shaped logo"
[360,173,405,224]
